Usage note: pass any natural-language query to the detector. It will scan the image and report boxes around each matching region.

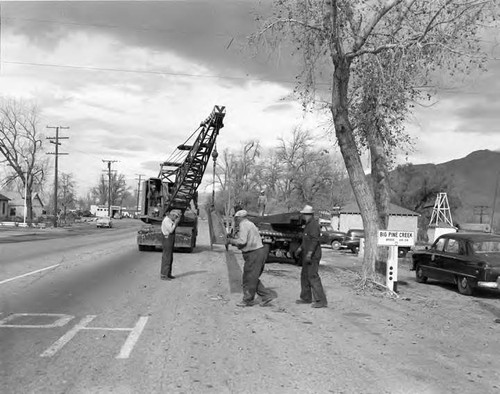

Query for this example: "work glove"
[304,252,312,265]
[294,247,302,259]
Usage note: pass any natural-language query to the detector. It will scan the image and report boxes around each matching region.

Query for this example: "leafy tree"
[0,99,48,223]
[253,0,497,282]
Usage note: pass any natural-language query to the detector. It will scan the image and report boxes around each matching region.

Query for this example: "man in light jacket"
[160,209,182,280]
[228,210,276,307]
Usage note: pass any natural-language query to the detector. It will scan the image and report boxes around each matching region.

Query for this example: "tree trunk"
[367,122,390,265]
[330,59,380,281]
[26,187,33,224]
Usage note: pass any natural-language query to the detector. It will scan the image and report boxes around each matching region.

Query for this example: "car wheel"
[351,246,359,254]
[457,276,474,296]
[415,264,428,283]
[331,240,341,250]
[398,248,408,258]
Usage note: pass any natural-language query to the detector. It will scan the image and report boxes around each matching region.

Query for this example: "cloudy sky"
[0,1,499,197]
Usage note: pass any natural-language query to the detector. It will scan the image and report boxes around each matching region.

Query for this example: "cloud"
[1,22,328,196]
[1,1,499,198]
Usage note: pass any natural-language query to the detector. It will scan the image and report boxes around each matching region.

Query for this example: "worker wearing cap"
[160,209,182,280]
[295,205,328,308]
[228,209,276,307]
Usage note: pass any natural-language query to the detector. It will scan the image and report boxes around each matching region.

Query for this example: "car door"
[319,225,328,245]
[442,239,477,282]
[439,238,463,284]
[422,237,447,280]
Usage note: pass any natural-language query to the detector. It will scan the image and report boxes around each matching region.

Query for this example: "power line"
[0,60,306,85]
[46,125,70,228]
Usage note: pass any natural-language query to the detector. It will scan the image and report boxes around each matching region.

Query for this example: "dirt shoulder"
[239,248,500,393]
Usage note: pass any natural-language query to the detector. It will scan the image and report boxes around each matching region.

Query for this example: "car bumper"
[477,280,499,289]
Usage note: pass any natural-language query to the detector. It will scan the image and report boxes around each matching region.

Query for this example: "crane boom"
[137,105,225,252]
[160,105,225,213]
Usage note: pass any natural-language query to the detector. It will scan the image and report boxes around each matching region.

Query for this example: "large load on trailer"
[137,105,226,251]
[247,211,305,264]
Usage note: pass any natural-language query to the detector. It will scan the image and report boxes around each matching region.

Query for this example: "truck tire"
[187,234,195,253]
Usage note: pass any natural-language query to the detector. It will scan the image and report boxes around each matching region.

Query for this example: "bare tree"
[253,0,498,282]
[59,172,76,218]
[91,172,130,207]
[0,99,48,223]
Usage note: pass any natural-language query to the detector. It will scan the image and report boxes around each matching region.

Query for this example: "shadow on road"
[175,270,208,279]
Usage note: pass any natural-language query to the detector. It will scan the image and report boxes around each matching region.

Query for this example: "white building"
[332,202,420,234]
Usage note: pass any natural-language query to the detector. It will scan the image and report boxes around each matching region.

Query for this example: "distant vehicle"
[411,232,500,295]
[96,216,113,228]
[341,229,411,257]
[341,229,365,254]
[320,224,346,250]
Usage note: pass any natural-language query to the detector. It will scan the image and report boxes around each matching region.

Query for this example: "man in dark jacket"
[295,205,328,308]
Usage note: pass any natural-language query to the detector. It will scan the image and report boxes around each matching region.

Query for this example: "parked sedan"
[341,229,411,256]
[411,232,500,295]
[320,224,346,250]
[341,229,365,254]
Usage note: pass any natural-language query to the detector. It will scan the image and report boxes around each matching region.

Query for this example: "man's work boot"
[236,301,254,307]
[260,294,277,307]
[311,302,328,308]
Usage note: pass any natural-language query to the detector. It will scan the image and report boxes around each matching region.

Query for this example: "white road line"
[40,315,97,358]
[116,316,149,359]
[0,313,74,328]
[0,264,61,285]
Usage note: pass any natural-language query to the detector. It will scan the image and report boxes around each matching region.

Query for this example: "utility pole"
[490,171,500,232]
[102,160,118,218]
[135,174,145,217]
[46,126,69,228]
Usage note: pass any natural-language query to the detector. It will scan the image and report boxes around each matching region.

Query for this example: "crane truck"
[137,105,226,251]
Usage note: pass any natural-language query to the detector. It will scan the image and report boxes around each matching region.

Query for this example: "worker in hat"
[228,209,277,307]
[257,190,267,216]
[160,209,182,280]
[295,205,328,308]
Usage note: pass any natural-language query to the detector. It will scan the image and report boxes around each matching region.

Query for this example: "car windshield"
[472,240,500,254]
[324,225,333,232]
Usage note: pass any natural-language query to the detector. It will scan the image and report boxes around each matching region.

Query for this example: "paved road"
[1,220,499,394]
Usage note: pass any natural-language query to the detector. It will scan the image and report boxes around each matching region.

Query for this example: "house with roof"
[332,201,420,234]
[0,190,45,220]
[0,193,10,219]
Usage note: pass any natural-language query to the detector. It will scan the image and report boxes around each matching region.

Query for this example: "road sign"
[377,230,415,247]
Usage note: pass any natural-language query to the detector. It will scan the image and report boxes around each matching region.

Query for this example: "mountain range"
[408,149,500,227]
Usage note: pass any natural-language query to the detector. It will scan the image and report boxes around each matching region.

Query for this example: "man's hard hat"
[260,190,265,194]
[234,209,248,218]
[300,205,314,214]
